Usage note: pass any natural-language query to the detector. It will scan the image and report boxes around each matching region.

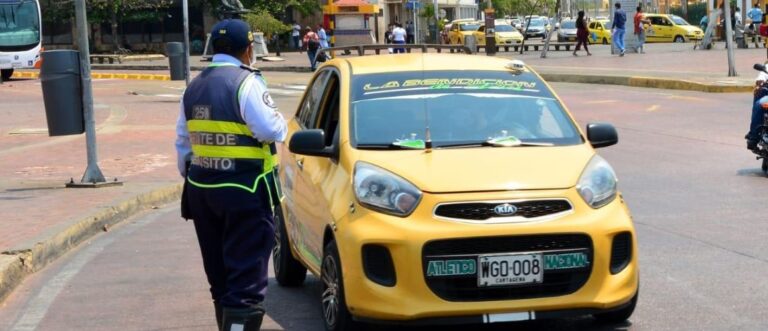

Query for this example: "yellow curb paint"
[10,71,171,81]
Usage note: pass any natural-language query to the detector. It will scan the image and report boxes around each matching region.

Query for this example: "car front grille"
[434,200,572,221]
[422,234,593,301]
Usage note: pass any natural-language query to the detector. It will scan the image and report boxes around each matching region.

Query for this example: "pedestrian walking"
[303,26,321,71]
[611,2,627,56]
[291,22,301,51]
[392,23,407,53]
[406,21,415,44]
[175,18,287,331]
[317,23,329,49]
[748,3,763,44]
[573,11,591,56]
[634,6,650,53]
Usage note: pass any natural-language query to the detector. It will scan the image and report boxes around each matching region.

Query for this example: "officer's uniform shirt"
[175,54,287,177]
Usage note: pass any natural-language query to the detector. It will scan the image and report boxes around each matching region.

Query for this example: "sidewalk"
[26,42,763,92]
[1,40,765,304]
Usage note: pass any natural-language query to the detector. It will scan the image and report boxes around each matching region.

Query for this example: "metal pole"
[182,0,191,84]
[74,0,105,184]
[724,2,737,76]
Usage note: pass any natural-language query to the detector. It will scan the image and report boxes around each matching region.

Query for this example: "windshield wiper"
[437,136,554,149]
[356,143,424,150]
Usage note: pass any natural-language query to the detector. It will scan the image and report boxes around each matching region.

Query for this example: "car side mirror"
[586,123,618,148]
[289,129,336,158]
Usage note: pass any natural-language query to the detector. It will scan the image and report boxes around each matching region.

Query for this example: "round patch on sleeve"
[262,91,277,109]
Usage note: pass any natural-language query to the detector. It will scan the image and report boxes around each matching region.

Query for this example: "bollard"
[166,42,186,81]
[40,50,85,136]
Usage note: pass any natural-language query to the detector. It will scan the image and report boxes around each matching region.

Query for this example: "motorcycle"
[750,63,768,175]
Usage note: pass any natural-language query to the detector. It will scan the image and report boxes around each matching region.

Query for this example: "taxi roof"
[338,53,527,76]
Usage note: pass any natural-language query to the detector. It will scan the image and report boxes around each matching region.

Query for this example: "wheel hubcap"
[322,255,339,327]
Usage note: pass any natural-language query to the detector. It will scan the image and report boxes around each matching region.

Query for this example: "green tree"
[88,0,173,52]
[244,10,291,39]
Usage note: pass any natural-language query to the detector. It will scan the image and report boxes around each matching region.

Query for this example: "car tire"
[602,37,608,45]
[762,158,768,175]
[674,35,685,43]
[272,206,307,287]
[322,240,359,331]
[1,69,13,81]
[594,289,638,324]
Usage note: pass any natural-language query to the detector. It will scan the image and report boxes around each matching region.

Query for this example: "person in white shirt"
[291,23,301,51]
[391,23,407,53]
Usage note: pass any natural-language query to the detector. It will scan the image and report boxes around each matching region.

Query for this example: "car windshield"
[459,23,480,31]
[527,18,546,27]
[495,25,515,32]
[0,0,40,48]
[670,16,690,25]
[350,71,582,148]
[561,21,576,29]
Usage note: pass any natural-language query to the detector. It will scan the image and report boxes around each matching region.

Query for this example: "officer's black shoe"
[222,306,265,331]
[748,138,759,151]
[214,303,223,330]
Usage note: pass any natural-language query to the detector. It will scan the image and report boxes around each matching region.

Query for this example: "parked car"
[274,50,639,331]
[644,14,704,42]
[588,20,612,44]
[448,20,481,45]
[523,16,551,39]
[558,19,578,42]
[472,24,524,50]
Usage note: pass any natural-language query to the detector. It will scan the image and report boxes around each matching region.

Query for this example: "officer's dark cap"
[211,19,254,55]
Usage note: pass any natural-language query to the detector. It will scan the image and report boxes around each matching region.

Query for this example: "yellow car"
[448,20,481,45]
[588,19,612,44]
[644,14,703,42]
[472,24,524,49]
[274,51,639,331]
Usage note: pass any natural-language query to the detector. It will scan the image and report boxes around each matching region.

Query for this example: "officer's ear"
[240,44,254,66]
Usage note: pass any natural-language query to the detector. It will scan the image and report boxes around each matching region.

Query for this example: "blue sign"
[406,0,422,10]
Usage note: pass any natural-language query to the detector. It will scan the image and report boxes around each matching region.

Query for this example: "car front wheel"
[322,240,359,331]
[594,289,638,324]
[602,38,608,45]
[272,206,307,287]
[674,35,685,43]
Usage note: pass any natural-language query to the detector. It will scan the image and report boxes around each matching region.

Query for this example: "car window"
[561,21,576,29]
[496,25,515,32]
[350,71,581,148]
[315,73,340,147]
[589,22,596,29]
[478,25,485,32]
[670,16,689,25]
[297,70,331,128]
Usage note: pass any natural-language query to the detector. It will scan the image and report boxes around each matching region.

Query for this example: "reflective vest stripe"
[191,145,270,160]
[187,171,270,194]
[187,119,254,136]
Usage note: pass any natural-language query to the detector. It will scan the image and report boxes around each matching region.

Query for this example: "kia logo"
[493,203,518,216]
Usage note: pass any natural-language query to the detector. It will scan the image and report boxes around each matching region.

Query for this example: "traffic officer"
[174,19,287,331]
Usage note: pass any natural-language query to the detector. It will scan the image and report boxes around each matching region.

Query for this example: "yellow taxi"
[273,50,639,331]
[472,24,524,49]
[588,19,612,44]
[447,20,481,45]
[644,14,703,42]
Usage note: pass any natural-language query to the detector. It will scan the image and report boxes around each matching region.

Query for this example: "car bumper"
[336,188,639,322]
[525,32,546,37]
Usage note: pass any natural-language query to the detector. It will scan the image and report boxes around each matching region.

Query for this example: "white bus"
[0,0,41,81]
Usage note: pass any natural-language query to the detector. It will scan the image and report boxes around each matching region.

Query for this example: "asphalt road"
[1,77,767,331]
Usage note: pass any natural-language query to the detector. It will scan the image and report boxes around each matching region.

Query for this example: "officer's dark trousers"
[188,183,275,309]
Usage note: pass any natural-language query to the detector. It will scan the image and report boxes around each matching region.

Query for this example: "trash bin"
[166,42,185,81]
[40,50,84,136]
[463,35,477,54]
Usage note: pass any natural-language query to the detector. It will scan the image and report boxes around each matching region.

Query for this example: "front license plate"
[569,37,575,41]
[478,253,543,287]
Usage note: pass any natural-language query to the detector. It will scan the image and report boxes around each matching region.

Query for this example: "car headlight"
[354,162,422,217]
[576,155,618,208]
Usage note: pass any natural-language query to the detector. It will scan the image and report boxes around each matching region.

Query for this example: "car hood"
[680,25,702,33]
[356,144,594,193]
[497,31,522,38]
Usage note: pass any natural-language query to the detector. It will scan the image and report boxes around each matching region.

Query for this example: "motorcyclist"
[746,66,768,151]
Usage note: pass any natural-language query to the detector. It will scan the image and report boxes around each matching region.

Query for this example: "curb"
[12,68,752,93]
[0,183,182,303]
[538,73,753,93]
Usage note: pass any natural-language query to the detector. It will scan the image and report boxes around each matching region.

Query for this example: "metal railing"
[318,44,472,58]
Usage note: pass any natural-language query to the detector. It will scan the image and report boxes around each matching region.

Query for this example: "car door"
[280,69,330,271]
[289,68,345,271]
[475,25,485,45]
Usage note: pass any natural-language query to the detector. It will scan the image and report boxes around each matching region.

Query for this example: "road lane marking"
[646,105,660,112]
[9,206,176,331]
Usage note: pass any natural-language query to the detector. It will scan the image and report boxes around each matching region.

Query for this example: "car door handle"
[296,158,304,171]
